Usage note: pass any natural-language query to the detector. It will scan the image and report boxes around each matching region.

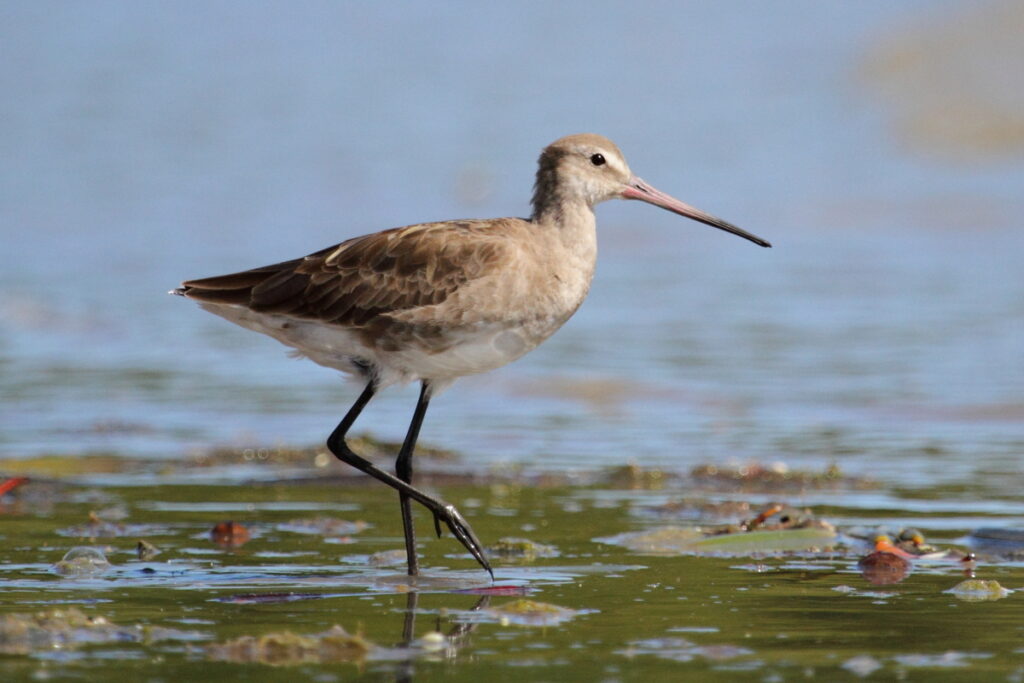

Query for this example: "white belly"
[197,302,559,390]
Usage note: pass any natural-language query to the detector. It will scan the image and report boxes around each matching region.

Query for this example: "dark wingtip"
[170,287,188,296]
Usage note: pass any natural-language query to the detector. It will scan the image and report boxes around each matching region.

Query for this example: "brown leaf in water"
[210,521,251,547]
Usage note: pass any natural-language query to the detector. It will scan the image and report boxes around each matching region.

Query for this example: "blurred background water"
[2,1,1022,492]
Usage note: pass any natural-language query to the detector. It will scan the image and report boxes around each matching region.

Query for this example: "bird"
[173,133,771,579]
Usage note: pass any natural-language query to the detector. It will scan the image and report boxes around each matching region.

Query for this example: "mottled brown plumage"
[180,221,509,329]
[173,133,770,578]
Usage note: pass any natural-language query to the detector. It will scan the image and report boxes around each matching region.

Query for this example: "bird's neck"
[530,195,593,225]
[530,170,595,224]
[530,168,598,265]
[531,198,598,266]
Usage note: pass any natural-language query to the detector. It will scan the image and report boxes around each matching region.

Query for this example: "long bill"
[622,177,772,248]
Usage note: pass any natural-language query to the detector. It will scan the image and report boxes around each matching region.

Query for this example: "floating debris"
[0,477,28,497]
[0,607,201,655]
[210,521,251,547]
[53,546,111,577]
[733,504,821,532]
[137,539,160,561]
[869,536,919,561]
[858,551,911,586]
[847,526,933,553]
[207,625,372,666]
[487,537,558,562]
[945,579,1012,602]
[851,531,974,565]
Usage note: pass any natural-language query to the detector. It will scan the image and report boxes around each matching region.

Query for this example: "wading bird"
[173,133,771,578]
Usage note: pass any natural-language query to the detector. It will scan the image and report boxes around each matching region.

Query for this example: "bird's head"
[532,133,771,248]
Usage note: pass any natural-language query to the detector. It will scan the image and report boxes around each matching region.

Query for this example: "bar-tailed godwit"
[174,133,771,577]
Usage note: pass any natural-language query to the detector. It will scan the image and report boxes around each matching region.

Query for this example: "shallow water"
[1,458,1024,681]
[2,1,1024,680]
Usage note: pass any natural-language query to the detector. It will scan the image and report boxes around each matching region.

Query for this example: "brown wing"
[176,220,510,327]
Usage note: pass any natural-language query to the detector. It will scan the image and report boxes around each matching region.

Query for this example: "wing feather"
[177,220,511,327]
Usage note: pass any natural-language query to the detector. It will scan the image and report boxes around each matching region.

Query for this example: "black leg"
[326,380,492,578]
[395,382,431,576]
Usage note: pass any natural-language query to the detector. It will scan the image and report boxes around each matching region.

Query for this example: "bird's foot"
[429,502,492,579]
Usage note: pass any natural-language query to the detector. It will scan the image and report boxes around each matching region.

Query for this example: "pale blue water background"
[2,2,1022,495]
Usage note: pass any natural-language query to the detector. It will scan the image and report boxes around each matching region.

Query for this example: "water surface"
[2,2,1023,680]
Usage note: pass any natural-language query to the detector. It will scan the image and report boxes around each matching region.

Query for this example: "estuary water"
[3,3,1024,680]
[2,2,1022,489]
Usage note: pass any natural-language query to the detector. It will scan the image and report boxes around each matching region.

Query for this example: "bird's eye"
[590,153,606,166]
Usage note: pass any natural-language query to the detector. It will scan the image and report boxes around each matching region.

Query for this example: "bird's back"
[178,221,503,325]
[175,217,593,386]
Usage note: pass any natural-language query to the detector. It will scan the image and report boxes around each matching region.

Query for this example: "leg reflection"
[394,592,493,681]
